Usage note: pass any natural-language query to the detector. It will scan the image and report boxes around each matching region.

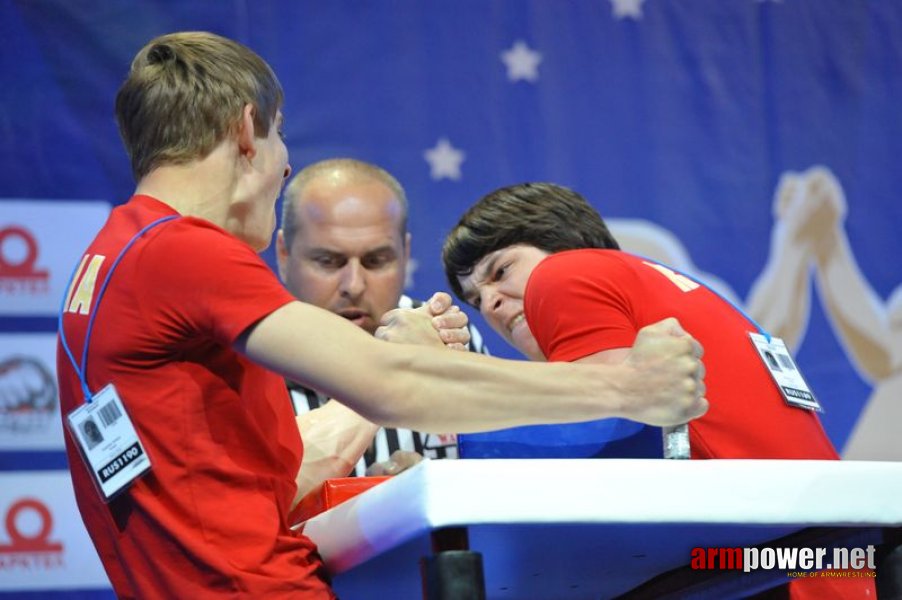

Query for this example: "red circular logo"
[0,226,41,275]
[4,498,62,552]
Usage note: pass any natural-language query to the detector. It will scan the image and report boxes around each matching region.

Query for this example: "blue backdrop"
[1,0,900,595]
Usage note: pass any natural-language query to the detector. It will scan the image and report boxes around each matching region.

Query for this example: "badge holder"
[66,384,152,501]
[749,333,823,412]
[59,216,176,502]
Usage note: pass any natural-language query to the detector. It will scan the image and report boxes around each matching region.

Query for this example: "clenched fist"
[618,318,708,426]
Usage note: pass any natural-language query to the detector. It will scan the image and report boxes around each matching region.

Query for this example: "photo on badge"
[81,418,104,450]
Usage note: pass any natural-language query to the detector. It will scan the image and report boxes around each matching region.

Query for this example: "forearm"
[244,304,601,431]
[357,345,612,431]
[814,231,892,379]
[292,401,379,508]
[239,304,704,432]
[746,221,812,350]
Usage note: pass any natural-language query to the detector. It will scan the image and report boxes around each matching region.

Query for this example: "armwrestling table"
[302,459,902,599]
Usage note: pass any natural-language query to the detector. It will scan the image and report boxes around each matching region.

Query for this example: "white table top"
[303,459,902,599]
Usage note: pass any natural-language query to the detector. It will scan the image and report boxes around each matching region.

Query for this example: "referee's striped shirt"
[287,294,489,477]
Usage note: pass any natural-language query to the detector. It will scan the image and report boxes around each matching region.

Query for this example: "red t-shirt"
[524,249,838,460]
[525,250,876,598]
[57,195,334,598]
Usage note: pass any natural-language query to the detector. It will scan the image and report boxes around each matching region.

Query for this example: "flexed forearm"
[238,302,707,433]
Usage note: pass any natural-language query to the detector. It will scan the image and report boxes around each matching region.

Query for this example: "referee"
[277,158,489,476]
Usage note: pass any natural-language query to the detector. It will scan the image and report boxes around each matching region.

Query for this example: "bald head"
[281,158,408,249]
[276,159,411,334]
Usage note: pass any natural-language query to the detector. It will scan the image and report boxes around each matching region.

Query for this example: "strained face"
[458,244,550,361]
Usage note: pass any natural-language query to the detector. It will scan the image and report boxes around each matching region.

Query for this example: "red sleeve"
[524,250,640,362]
[133,219,295,345]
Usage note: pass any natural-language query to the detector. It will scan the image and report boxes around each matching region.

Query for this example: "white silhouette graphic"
[609,165,899,460]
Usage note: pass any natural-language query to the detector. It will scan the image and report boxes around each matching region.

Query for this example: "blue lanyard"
[58,215,179,402]
[632,253,772,342]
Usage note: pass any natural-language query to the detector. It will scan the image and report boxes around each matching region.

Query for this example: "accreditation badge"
[748,333,823,412]
[66,383,152,501]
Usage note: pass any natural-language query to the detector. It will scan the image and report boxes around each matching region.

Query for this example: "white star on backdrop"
[424,138,466,181]
[610,0,646,20]
[500,41,542,83]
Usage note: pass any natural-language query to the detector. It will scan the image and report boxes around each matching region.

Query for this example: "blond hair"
[115,31,283,180]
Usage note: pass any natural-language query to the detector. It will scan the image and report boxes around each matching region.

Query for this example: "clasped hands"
[366,292,467,477]
[375,292,471,351]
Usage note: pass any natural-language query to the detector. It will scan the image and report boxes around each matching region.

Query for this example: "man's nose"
[339,261,366,298]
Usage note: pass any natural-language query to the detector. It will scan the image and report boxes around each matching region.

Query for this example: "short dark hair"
[442,182,620,300]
